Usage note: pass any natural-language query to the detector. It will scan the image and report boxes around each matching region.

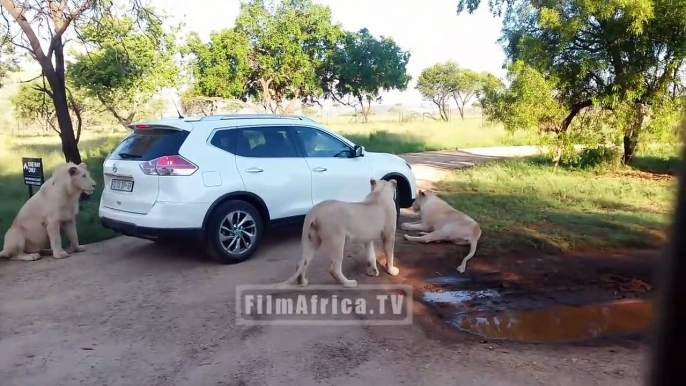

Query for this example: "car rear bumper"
[100,216,202,242]
[99,201,209,242]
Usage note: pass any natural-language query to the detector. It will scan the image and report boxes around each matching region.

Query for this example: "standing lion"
[1,162,97,261]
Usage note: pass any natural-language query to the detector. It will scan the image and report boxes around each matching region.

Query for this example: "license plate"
[110,179,134,192]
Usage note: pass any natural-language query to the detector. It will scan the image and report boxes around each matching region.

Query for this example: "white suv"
[99,114,417,263]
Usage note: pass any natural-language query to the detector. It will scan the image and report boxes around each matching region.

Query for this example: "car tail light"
[139,155,198,176]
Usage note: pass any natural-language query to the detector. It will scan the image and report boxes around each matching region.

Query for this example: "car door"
[233,126,313,220]
[290,125,373,205]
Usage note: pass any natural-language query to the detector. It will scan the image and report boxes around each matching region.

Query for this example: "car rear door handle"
[312,167,327,172]
[245,167,263,173]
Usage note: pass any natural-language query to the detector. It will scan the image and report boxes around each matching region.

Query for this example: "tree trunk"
[623,130,640,164]
[622,104,647,165]
[45,72,81,164]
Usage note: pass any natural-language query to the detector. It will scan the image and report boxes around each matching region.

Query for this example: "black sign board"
[22,157,44,197]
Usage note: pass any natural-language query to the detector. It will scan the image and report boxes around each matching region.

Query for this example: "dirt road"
[0,224,650,386]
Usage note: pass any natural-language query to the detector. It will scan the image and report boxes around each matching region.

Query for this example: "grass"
[316,115,539,154]
[434,156,677,254]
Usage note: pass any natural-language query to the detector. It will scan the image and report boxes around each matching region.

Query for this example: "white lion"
[1,162,97,261]
[279,178,399,288]
[401,189,481,273]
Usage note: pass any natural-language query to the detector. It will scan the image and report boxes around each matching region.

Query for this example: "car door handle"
[312,167,327,172]
[245,167,264,173]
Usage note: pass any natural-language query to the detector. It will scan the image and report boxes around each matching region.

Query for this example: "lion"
[279,178,399,288]
[0,162,97,261]
[401,189,481,273]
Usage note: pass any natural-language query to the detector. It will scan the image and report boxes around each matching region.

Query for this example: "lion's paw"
[298,278,309,287]
[67,245,86,253]
[457,265,466,273]
[343,279,357,288]
[53,250,70,259]
[387,266,400,276]
[367,265,380,277]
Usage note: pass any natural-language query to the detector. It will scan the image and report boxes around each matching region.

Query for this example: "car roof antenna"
[172,98,184,119]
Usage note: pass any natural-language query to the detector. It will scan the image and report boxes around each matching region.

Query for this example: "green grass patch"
[433,157,676,253]
[326,116,539,154]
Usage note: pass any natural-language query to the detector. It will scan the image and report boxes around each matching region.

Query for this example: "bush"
[560,146,623,169]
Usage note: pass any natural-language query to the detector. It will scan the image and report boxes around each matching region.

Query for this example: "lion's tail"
[458,225,482,273]
[278,217,320,286]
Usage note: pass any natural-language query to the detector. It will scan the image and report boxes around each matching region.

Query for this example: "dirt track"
[0,220,652,386]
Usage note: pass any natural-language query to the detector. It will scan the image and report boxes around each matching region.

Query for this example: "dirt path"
[0,225,652,386]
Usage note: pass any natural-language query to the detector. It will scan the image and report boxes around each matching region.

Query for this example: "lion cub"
[279,178,399,288]
[401,189,481,273]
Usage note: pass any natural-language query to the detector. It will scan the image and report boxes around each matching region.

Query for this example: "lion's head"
[57,162,97,195]
[369,178,397,203]
[411,189,433,212]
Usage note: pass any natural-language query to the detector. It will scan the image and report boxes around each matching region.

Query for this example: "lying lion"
[279,178,399,288]
[401,189,481,273]
[1,162,97,261]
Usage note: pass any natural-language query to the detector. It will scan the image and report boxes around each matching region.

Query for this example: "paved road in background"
[0,147,641,386]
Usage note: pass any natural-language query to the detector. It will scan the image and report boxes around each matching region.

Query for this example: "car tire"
[383,177,401,222]
[205,200,265,264]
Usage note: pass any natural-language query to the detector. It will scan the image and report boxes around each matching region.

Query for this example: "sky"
[155,0,507,106]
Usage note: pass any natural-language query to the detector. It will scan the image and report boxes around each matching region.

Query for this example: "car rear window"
[109,128,190,161]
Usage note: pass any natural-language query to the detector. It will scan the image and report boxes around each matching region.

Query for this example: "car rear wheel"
[206,200,264,264]
[382,177,402,222]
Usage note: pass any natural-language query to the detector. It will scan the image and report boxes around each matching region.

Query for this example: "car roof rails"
[185,114,317,123]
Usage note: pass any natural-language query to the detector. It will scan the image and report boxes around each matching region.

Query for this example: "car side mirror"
[353,145,364,157]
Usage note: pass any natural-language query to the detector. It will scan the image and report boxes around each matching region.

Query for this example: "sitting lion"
[279,178,399,288]
[0,162,97,261]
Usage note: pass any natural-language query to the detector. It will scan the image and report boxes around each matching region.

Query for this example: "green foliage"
[182,0,410,118]
[322,28,411,122]
[181,0,344,114]
[416,62,460,121]
[459,0,686,164]
[416,61,493,121]
[182,29,251,101]
[9,79,108,138]
[67,10,179,126]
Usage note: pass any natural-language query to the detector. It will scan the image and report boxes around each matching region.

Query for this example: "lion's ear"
[78,162,87,169]
[68,166,78,176]
[418,190,424,196]
[389,179,397,187]
[370,178,377,189]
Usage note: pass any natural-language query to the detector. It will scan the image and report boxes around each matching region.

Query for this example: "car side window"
[235,126,299,158]
[293,127,352,158]
[209,129,236,153]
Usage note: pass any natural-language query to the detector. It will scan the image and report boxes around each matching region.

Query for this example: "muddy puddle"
[420,277,655,342]
[443,296,654,343]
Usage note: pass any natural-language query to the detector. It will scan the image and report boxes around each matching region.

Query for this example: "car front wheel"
[206,200,264,264]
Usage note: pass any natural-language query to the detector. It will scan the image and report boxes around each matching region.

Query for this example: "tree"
[181,28,252,105]
[67,12,179,128]
[182,0,343,114]
[10,79,90,140]
[457,0,686,164]
[452,68,484,120]
[416,61,491,121]
[416,62,458,121]
[321,28,411,123]
[0,0,159,164]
